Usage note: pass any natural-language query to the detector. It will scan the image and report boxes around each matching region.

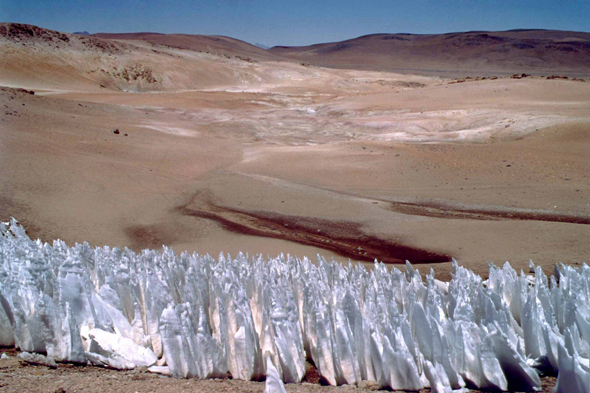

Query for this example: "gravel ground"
[0,348,557,393]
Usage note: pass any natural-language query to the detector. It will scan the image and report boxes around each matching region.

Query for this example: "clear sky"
[2,0,589,47]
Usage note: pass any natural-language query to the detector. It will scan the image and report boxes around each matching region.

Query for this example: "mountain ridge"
[92,31,281,61]
[2,23,589,81]
[269,29,590,77]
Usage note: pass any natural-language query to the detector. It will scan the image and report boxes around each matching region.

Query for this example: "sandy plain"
[2,74,588,279]
[0,23,589,391]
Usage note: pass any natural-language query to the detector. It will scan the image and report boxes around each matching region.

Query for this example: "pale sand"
[1,74,588,282]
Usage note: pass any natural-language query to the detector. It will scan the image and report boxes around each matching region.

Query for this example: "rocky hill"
[270,29,590,77]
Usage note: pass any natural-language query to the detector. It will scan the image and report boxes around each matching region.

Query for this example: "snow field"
[0,219,588,392]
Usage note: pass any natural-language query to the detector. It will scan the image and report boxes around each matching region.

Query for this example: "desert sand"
[0,23,589,391]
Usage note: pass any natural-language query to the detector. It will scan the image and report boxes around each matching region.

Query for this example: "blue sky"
[2,0,589,46]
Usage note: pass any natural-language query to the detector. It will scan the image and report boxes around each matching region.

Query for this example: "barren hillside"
[270,29,590,77]
[92,31,281,61]
[0,23,316,92]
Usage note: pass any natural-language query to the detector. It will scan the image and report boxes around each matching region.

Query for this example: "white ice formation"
[264,355,287,393]
[0,219,589,392]
[17,351,58,368]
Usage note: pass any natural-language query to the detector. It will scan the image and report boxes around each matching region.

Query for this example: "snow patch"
[0,219,588,392]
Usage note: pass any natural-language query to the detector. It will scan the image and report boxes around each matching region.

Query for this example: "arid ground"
[0,347,559,393]
[0,23,589,391]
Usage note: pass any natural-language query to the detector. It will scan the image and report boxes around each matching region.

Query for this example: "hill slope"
[92,32,281,61]
[270,29,590,77]
[0,23,314,92]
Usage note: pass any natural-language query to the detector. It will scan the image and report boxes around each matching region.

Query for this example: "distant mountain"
[4,23,589,82]
[269,29,590,77]
[254,43,270,50]
[73,31,90,36]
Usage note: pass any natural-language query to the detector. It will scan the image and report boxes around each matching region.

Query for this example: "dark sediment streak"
[175,199,452,264]
[389,201,590,225]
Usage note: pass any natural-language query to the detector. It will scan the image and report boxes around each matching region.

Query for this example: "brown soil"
[0,348,558,393]
[175,195,452,264]
[388,201,590,225]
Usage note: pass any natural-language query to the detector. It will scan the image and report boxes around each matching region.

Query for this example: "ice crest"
[264,355,287,393]
[0,221,588,391]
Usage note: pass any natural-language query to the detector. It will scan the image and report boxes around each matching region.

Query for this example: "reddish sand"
[1,24,589,282]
